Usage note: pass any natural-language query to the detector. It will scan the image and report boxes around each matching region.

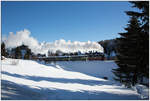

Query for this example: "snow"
[1,58,148,100]
[134,84,149,99]
[48,60,117,81]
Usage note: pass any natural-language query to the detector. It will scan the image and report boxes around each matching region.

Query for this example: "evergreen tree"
[126,1,149,81]
[15,47,22,59]
[126,1,149,33]
[24,49,31,59]
[99,39,117,60]
[113,1,149,87]
[1,42,8,58]
[113,16,142,87]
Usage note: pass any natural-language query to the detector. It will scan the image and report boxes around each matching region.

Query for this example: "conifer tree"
[126,1,149,33]
[126,1,149,81]
[1,42,8,58]
[24,49,31,59]
[113,1,149,87]
[15,47,22,59]
[113,16,142,87]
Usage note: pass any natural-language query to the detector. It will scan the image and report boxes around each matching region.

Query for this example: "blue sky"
[2,1,138,42]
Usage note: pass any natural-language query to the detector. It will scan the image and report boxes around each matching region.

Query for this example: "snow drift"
[2,29,104,55]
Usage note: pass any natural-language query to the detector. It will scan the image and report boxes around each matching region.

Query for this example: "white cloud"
[3,29,104,55]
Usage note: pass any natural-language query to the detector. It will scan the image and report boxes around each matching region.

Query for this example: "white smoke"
[3,29,104,55]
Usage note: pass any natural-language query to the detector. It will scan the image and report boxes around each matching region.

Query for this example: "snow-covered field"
[1,58,149,100]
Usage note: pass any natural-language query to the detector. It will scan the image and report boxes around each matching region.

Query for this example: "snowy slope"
[1,58,145,100]
[52,60,118,80]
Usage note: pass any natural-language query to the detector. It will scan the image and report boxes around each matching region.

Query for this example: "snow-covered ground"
[1,58,149,100]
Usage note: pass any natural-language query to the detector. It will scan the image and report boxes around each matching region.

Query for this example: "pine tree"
[1,42,8,58]
[113,16,142,87]
[99,39,117,60]
[113,1,149,87]
[15,47,22,59]
[24,49,31,59]
[126,1,149,33]
[126,1,149,82]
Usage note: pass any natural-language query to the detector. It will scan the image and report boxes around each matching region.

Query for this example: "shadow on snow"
[1,80,140,100]
[2,71,113,86]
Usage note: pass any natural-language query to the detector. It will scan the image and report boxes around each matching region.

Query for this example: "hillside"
[1,58,148,100]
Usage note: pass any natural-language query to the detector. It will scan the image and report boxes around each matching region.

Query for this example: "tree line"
[1,43,34,60]
[98,39,117,60]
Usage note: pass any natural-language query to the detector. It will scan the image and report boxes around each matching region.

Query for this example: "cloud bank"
[3,29,104,55]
